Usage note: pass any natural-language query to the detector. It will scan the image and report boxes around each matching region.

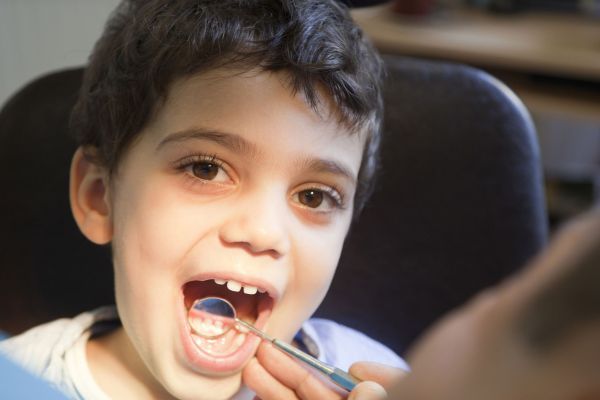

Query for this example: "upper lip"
[184,271,281,301]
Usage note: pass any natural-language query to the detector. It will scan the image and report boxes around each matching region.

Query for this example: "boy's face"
[102,69,364,399]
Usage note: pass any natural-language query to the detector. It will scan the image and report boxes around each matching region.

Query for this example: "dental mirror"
[188,296,360,391]
[188,297,236,339]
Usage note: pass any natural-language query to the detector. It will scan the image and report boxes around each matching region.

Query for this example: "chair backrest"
[0,68,114,334]
[0,57,548,358]
[314,56,548,355]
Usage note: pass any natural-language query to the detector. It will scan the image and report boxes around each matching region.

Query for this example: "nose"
[219,190,291,258]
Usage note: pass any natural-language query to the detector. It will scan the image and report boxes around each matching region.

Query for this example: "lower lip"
[177,295,271,374]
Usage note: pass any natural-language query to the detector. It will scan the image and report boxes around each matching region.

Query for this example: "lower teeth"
[187,296,252,356]
[189,316,227,337]
[191,330,247,356]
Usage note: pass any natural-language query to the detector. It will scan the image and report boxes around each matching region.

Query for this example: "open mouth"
[180,276,275,372]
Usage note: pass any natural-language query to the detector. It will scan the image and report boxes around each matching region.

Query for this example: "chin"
[158,362,247,400]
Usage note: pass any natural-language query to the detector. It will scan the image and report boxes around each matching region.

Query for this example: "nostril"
[220,231,287,258]
[218,209,290,256]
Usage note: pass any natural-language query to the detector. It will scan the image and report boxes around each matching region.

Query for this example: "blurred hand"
[388,208,600,400]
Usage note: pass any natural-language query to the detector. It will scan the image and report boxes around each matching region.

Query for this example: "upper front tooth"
[243,285,258,295]
[226,280,242,292]
[214,279,226,285]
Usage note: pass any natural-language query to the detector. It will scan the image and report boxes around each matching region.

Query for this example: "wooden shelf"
[352,4,600,82]
[352,4,600,123]
[352,4,600,214]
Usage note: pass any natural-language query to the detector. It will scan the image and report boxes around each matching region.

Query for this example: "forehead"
[144,68,366,169]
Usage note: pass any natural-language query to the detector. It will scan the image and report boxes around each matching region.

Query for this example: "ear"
[69,147,113,244]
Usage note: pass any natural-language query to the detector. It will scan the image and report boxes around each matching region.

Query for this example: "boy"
[0,0,407,399]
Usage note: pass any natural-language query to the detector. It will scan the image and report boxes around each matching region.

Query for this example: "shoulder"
[0,307,117,378]
[301,318,409,372]
[0,317,76,376]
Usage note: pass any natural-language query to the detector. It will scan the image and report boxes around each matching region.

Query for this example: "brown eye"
[298,189,324,208]
[192,162,219,180]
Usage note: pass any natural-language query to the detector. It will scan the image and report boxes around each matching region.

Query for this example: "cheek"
[112,178,220,273]
[110,178,226,322]
[273,222,349,340]
[110,182,184,317]
[294,231,344,293]
[297,214,351,282]
[112,188,184,274]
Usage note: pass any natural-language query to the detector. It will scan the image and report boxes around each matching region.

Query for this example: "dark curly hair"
[70,0,384,214]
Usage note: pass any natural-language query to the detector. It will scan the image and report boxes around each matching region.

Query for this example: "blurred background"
[350,0,600,230]
[0,0,120,108]
[1,0,599,230]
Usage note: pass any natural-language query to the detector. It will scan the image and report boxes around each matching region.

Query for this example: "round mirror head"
[188,297,236,339]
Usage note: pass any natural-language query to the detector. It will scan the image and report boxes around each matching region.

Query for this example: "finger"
[256,341,346,399]
[242,357,296,400]
[348,381,387,400]
[349,362,406,388]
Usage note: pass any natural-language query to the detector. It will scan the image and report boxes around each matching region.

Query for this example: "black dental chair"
[0,55,548,356]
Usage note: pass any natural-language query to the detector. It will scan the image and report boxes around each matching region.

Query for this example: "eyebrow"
[156,128,259,157]
[298,157,357,186]
[157,127,357,185]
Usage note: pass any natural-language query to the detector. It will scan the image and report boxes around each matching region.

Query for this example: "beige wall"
[0,0,121,107]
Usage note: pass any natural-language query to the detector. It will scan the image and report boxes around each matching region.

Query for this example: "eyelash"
[173,153,225,173]
[171,153,231,191]
[172,152,347,211]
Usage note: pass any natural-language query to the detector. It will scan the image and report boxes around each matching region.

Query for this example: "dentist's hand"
[242,341,406,400]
